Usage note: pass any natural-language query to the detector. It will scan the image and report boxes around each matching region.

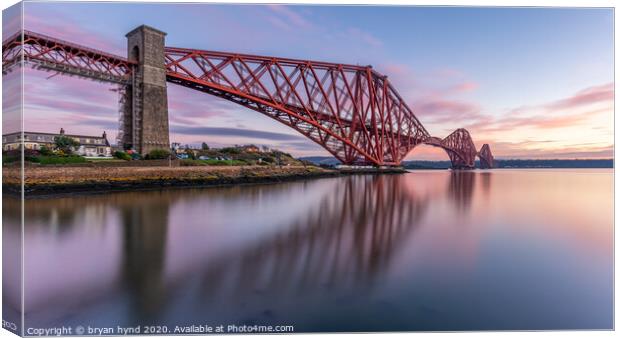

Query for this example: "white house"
[2,128,112,157]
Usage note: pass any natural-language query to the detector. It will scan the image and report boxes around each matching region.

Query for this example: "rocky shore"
[3,165,406,197]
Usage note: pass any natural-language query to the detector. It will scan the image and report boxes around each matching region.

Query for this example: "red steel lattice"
[164,47,431,165]
[424,128,478,169]
[2,30,135,84]
[478,143,495,169]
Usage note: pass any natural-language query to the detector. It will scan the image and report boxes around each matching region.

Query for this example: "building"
[2,128,112,157]
[242,144,260,153]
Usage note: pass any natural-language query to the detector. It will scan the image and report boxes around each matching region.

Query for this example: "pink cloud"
[2,3,22,40]
[435,68,464,79]
[544,82,613,110]
[2,71,22,134]
[23,9,124,55]
[466,83,614,134]
[452,81,478,92]
[413,97,483,124]
[346,27,383,48]
[21,68,121,140]
[376,63,483,128]
[485,141,613,160]
[266,5,314,30]
[492,109,604,131]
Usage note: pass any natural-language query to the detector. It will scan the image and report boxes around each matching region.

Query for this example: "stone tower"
[122,25,170,154]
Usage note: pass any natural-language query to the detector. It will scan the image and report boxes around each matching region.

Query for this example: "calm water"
[3,170,614,332]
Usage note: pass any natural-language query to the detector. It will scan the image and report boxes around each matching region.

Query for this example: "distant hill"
[491,159,613,169]
[299,156,613,169]
[298,156,341,166]
[403,159,614,169]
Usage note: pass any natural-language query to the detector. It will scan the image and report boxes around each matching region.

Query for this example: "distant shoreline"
[299,157,614,169]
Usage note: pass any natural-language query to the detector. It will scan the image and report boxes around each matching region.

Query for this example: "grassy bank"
[3,165,337,196]
[3,165,406,196]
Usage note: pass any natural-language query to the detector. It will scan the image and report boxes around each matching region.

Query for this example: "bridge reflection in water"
[116,175,438,327]
[6,170,614,331]
[9,173,477,330]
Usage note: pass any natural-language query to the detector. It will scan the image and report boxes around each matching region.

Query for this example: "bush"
[113,151,131,161]
[203,159,246,166]
[180,159,206,166]
[220,147,241,154]
[38,156,86,165]
[54,135,80,154]
[180,159,247,166]
[3,154,20,164]
[39,145,52,156]
[2,149,42,163]
[145,148,170,160]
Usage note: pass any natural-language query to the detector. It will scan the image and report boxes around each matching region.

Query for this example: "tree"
[201,142,210,150]
[146,148,170,160]
[54,135,80,154]
[274,151,282,169]
[39,145,52,156]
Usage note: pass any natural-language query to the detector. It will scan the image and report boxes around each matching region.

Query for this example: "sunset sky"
[2,3,614,160]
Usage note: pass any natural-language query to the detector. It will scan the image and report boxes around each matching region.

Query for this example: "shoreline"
[3,165,406,198]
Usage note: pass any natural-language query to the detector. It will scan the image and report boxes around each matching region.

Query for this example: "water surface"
[4,169,613,332]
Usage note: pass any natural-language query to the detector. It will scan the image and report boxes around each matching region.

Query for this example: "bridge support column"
[122,25,170,155]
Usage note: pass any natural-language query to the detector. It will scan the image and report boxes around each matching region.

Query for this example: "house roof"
[3,131,110,146]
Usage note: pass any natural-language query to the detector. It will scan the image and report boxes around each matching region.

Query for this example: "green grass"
[181,159,248,166]
[38,156,87,165]
[87,157,122,162]
[2,155,20,164]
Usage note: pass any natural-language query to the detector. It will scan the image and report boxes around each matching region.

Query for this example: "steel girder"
[2,30,135,84]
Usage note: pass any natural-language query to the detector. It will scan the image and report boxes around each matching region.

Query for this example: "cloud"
[488,142,613,159]
[170,125,304,141]
[372,63,485,130]
[404,81,613,160]
[2,71,22,134]
[266,16,291,31]
[23,8,124,55]
[266,5,314,30]
[74,116,118,131]
[413,98,483,124]
[544,82,613,110]
[281,140,325,151]
[345,27,383,48]
[452,81,478,92]
[168,84,235,119]
[467,83,613,133]
[2,3,22,40]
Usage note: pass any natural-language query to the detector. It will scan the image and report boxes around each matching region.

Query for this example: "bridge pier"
[121,25,170,155]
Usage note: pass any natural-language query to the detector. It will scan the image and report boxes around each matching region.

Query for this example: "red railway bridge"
[2,26,494,169]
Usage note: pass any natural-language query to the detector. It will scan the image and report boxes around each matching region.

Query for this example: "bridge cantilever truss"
[2,30,135,84]
[164,47,431,165]
[2,29,495,168]
[478,143,495,169]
